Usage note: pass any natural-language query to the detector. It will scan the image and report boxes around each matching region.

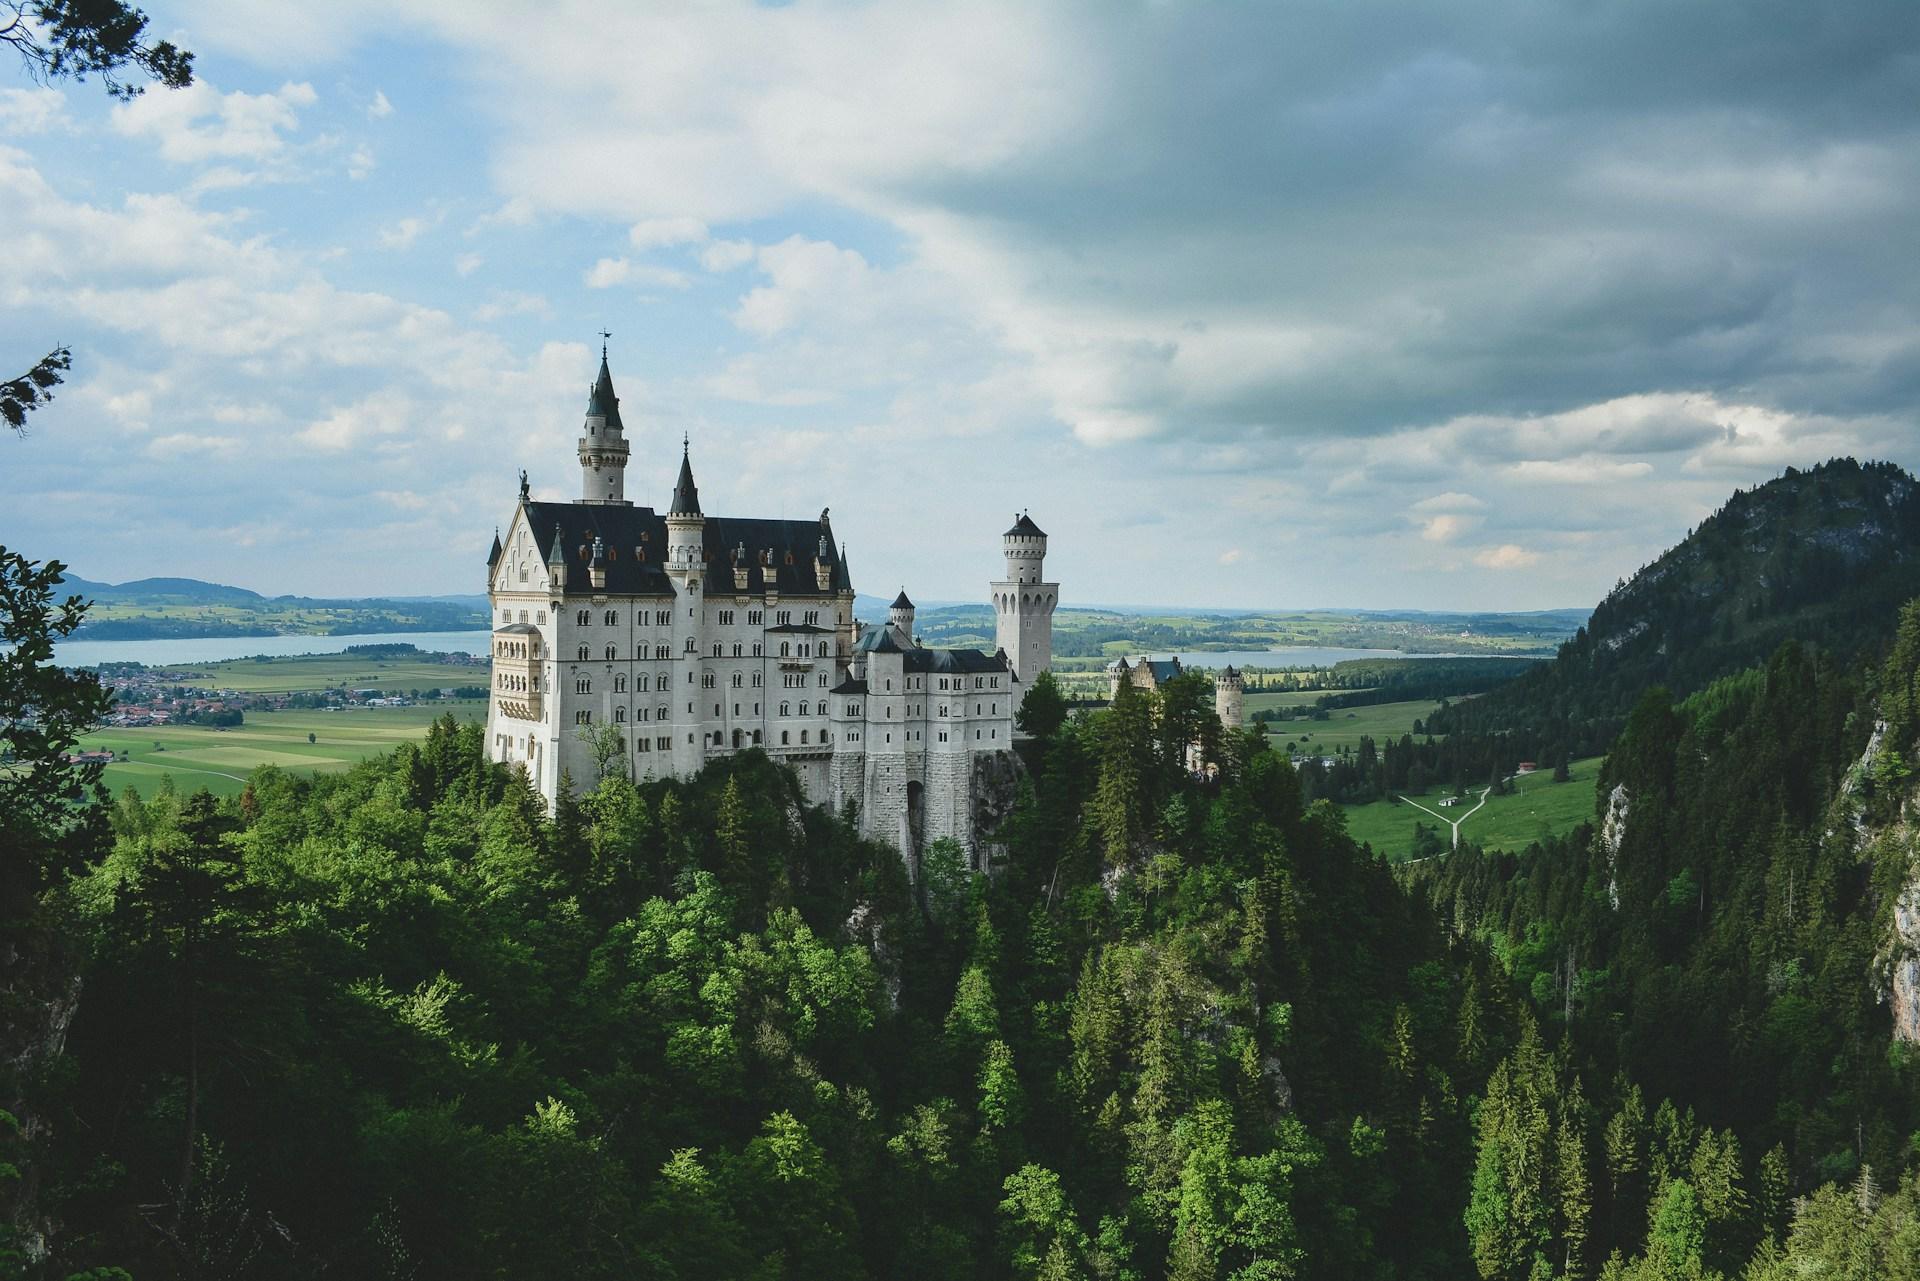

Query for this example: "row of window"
[557,607,826,628]
[566,640,832,661]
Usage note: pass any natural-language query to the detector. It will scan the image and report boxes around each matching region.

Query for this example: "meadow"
[81,703,486,798]
[1255,694,1446,757]
[1340,756,1604,862]
[148,651,487,694]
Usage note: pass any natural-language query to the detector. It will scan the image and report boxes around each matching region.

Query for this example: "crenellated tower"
[992,511,1057,687]
[1214,664,1244,729]
[577,344,632,505]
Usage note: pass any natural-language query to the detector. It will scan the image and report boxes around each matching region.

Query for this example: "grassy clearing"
[1258,697,1454,757]
[1340,756,1604,862]
[81,704,486,798]
[143,652,486,695]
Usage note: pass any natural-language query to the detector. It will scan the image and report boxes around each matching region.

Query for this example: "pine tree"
[1557,1077,1593,1280]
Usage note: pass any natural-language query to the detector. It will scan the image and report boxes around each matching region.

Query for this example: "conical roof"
[669,441,701,515]
[1005,511,1046,538]
[891,589,914,609]
[487,528,502,566]
[585,352,624,432]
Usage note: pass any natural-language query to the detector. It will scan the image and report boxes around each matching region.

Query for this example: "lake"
[51,634,1532,672]
[1144,647,1525,670]
[55,630,495,669]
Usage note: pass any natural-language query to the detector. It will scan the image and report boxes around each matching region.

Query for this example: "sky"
[3,0,1918,611]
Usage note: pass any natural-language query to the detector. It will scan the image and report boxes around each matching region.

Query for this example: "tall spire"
[669,437,702,516]
[584,349,624,432]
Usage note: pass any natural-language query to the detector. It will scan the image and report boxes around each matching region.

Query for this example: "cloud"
[629,216,708,249]
[379,214,438,249]
[1475,544,1542,570]
[1218,548,1243,565]
[699,239,756,272]
[474,290,551,321]
[368,89,393,119]
[454,252,483,276]
[583,256,694,290]
[0,87,68,134]
[1418,513,1478,543]
[111,80,317,169]
[147,433,242,459]
[347,146,375,179]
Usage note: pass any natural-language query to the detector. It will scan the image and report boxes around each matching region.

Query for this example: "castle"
[484,350,1058,864]
[1107,655,1244,730]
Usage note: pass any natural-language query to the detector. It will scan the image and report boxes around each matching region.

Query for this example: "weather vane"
[598,328,612,358]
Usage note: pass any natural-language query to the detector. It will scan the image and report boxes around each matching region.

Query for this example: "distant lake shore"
[54,630,495,669]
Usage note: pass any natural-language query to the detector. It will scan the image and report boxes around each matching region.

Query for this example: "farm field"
[1340,756,1605,862]
[80,704,486,798]
[139,652,487,695]
[1257,696,1452,757]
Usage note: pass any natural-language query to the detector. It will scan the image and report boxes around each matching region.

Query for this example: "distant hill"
[58,573,491,641]
[1438,457,1920,742]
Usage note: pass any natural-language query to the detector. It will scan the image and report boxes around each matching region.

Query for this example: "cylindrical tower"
[1214,665,1244,729]
[577,346,631,505]
[992,511,1058,687]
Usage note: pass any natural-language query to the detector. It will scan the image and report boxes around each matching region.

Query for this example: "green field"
[81,704,485,798]
[1339,756,1604,862]
[140,652,487,695]
[1257,695,1454,756]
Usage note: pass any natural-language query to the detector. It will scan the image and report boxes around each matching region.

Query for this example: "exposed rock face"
[1600,783,1631,910]
[970,749,1025,866]
[1892,876,1920,1044]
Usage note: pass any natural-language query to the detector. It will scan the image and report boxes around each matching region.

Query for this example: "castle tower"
[666,439,706,776]
[1214,664,1244,729]
[992,512,1057,685]
[577,345,632,505]
[888,589,915,642]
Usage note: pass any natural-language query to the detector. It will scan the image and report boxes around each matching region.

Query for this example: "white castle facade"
[484,351,1058,862]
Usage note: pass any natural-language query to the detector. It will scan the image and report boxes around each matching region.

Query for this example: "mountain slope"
[1444,458,1920,740]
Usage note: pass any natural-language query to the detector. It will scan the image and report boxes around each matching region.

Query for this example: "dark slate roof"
[496,622,540,635]
[768,623,833,634]
[522,501,852,598]
[853,625,906,654]
[831,677,868,696]
[1144,659,1183,683]
[1005,512,1046,538]
[670,446,701,515]
[891,590,913,609]
[488,529,502,566]
[904,647,1009,675]
[585,354,624,432]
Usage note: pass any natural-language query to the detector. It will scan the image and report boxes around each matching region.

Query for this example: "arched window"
[614,674,626,692]
[576,645,589,661]
[800,729,809,744]
[575,710,591,724]
[780,701,791,717]
[753,730,762,745]
[817,641,828,657]
[712,643,722,657]
[655,645,668,659]
[604,610,617,626]
[781,731,790,745]
[732,643,742,657]
[576,609,590,625]
[605,644,617,661]
[613,707,626,723]
[779,642,790,657]
[655,674,669,691]
[575,677,591,694]
[731,672,743,687]
[684,637,695,653]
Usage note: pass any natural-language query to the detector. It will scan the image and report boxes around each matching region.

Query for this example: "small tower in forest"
[577,340,631,505]
[1214,665,1244,729]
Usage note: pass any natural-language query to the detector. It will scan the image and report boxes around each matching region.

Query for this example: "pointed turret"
[584,352,624,432]
[577,341,632,505]
[546,525,568,589]
[670,439,701,515]
[487,527,502,567]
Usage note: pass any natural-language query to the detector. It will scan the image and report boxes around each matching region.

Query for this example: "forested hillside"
[10,483,1920,1279]
[1434,459,1920,751]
